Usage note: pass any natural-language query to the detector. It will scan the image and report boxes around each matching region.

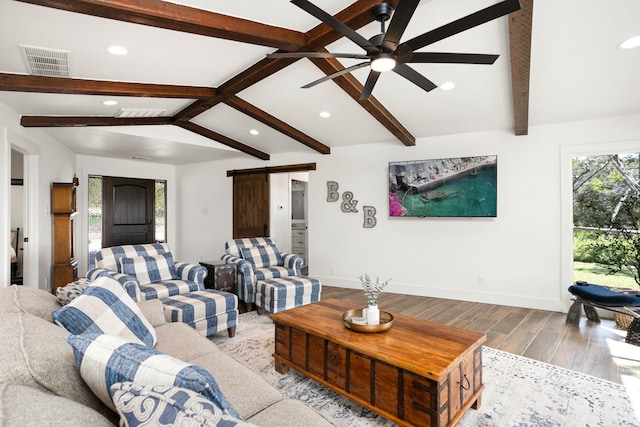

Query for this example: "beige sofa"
[0,285,333,426]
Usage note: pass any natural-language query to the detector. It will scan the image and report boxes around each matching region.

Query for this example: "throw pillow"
[56,278,91,305]
[119,253,176,285]
[110,382,255,427]
[67,333,240,419]
[241,245,283,268]
[52,276,157,347]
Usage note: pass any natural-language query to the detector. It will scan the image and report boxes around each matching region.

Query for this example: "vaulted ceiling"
[0,1,638,164]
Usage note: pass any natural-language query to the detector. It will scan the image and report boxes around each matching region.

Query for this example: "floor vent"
[19,44,70,77]
[115,108,167,118]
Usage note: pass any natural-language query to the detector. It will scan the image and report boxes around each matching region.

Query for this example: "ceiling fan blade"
[396,0,521,54]
[291,0,378,55]
[382,0,421,52]
[359,71,381,100]
[301,62,370,89]
[405,52,499,64]
[267,52,369,60]
[393,63,438,93]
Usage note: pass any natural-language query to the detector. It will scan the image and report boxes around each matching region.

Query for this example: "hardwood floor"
[321,286,640,386]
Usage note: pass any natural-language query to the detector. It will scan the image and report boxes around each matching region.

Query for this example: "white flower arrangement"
[359,274,391,306]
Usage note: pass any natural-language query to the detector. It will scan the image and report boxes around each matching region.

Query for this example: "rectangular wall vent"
[19,44,70,77]
[115,108,167,118]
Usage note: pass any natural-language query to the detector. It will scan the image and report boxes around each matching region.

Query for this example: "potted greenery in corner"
[359,274,391,325]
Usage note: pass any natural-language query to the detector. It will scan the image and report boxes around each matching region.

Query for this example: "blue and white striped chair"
[221,238,302,310]
[87,243,206,302]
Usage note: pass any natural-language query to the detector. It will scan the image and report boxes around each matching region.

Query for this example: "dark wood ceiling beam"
[0,73,216,99]
[16,0,305,51]
[225,96,331,155]
[310,54,415,146]
[509,0,533,136]
[176,121,269,160]
[20,116,173,127]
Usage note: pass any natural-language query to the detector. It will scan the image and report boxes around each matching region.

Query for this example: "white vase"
[367,304,380,325]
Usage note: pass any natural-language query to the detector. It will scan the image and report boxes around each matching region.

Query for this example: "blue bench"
[566,283,640,346]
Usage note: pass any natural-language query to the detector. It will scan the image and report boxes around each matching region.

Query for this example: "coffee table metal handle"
[458,374,470,391]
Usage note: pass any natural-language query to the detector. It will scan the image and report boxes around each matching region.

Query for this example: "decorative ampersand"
[341,191,358,213]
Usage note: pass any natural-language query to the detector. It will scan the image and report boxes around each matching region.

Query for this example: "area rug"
[212,312,639,427]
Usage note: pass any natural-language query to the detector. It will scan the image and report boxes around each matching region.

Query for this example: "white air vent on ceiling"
[19,44,70,77]
[115,108,167,118]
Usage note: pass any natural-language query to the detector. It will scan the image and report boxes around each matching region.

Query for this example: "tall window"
[573,152,640,289]
[87,176,167,269]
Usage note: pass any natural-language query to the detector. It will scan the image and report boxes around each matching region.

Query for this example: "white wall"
[1,101,75,290]
[74,155,177,275]
[176,114,640,312]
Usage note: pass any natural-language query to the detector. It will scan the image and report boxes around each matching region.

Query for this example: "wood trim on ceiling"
[226,163,317,177]
[509,0,533,136]
[0,73,216,98]
[20,116,174,127]
[15,0,305,51]
[176,121,270,161]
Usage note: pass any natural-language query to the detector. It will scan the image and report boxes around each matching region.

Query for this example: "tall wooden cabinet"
[52,182,78,293]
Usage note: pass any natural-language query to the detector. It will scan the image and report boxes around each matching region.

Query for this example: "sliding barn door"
[233,173,270,239]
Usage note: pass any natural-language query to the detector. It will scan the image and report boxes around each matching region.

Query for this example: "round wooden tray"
[343,308,394,333]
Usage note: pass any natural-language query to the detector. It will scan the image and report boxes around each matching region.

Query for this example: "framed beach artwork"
[389,156,497,217]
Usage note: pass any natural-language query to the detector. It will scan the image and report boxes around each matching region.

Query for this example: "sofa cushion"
[0,383,114,426]
[188,352,284,420]
[0,284,60,322]
[52,276,157,347]
[241,245,283,268]
[110,382,256,427]
[0,312,114,421]
[119,253,177,285]
[67,333,240,418]
[56,278,91,305]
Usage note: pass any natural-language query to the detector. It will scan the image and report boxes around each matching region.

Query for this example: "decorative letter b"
[363,206,377,228]
[327,181,339,202]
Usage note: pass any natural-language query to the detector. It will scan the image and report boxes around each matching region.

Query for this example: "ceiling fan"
[268,0,521,100]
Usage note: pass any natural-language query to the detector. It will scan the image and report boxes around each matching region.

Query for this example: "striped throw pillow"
[119,253,176,285]
[52,276,156,347]
[110,382,255,427]
[241,245,283,268]
[67,334,240,419]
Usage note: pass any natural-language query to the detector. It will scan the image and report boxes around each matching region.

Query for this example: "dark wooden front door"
[233,173,269,238]
[102,177,155,247]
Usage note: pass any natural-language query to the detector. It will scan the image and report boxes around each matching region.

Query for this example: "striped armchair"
[87,243,206,301]
[221,238,302,308]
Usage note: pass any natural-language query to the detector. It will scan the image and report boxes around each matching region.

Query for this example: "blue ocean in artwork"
[389,157,497,217]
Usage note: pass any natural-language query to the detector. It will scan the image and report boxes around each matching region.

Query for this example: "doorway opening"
[88,175,167,269]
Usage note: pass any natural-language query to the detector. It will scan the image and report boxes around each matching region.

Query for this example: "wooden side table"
[199,260,236,295]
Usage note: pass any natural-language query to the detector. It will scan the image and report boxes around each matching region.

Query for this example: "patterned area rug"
[212,311,639,427]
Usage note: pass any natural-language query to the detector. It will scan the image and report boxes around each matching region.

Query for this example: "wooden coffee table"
[270,299,486,427]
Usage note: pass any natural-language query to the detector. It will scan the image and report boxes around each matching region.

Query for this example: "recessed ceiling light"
[249,129,260,135]
[618,35,640,50]
[440,82,455,91]
[319,111,331,118]
[102,100,118,106]
[108,45,128,55]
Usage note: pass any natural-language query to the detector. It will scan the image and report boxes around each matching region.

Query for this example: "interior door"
[233,173,270,238]
[102,177,155,247]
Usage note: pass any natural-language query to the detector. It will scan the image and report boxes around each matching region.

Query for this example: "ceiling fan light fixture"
[370,55,396,72]
[618,35,640,50]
